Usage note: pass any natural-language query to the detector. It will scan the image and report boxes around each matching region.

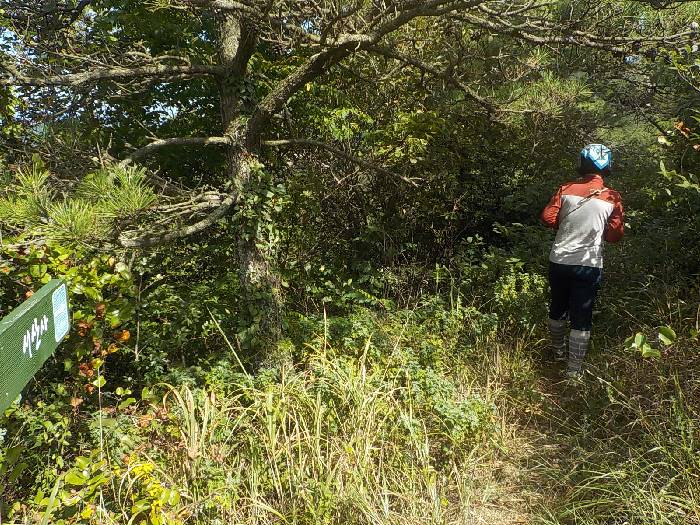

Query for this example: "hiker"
[541,144,624,378]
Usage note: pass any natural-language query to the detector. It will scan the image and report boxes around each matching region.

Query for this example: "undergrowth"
[1,198,698,524]
[1,300,515,524]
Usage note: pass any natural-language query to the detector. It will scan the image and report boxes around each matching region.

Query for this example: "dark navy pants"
[548,262,602,331]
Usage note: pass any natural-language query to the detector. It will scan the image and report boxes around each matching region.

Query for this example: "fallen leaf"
[675,121,692,138]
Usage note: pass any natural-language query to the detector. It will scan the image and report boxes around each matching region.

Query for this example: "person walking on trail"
[541,144,624,378]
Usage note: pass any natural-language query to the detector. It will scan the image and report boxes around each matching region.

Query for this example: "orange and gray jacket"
[541,174,624,268]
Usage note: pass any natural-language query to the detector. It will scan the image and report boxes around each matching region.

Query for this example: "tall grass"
[530,282,700,525]
[141,343,505,524]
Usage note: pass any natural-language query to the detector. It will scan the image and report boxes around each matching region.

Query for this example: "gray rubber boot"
[568,329,591,377]
[548,318,567,361]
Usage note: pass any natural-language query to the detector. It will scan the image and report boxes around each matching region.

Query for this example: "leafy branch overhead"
[0,0,696,248]
[1,3,700,520]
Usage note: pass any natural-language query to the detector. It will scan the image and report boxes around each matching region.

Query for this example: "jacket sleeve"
[541,187,562,229]
[604,193,624,243]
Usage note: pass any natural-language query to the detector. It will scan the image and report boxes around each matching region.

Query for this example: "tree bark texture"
[217,12,287,369]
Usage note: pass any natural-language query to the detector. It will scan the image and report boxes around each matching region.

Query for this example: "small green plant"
[625,325,678,358]
[492,263,548,330]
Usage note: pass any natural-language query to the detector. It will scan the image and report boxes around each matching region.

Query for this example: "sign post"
[0,279,70,413]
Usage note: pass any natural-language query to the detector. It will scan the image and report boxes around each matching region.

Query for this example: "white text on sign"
[22,315,49,358]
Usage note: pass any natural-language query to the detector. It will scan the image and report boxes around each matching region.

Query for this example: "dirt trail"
[471,358,594,525]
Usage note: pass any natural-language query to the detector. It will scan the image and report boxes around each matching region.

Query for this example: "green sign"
[0,279,70,413]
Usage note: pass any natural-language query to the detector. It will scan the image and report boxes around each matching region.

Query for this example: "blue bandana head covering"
[579,143,612,173]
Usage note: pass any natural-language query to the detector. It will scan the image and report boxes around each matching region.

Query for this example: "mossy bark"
[217,13,288,369]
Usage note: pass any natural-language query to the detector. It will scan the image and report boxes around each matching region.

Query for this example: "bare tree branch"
[121,136,233,165]
[367,45,496,113]
[244,0,486,144]
[244,46,354,144]
[66,0,93,25]
[0,0,93,25]
[0,63,221,87]
[118,193,236,248]
[177,0,260,17]
[478,3,696,46]
[177,0,323,45]
[13,0,689,253]
[262,138,419,186]
[456,10,696,53]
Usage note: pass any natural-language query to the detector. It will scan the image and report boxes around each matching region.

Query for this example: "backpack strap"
[560,188,608,220]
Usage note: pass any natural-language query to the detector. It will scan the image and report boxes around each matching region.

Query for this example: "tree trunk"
[234,157,286,367]
[218,13,288,369]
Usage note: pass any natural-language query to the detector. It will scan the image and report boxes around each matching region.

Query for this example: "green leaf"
[633,332,646,348]
[168,489,181,506]
[64,470,87,486]
[92,375,106,388]
[641,343,661,359]
[141,387,157,401]
[118,397,136,410]
[39,478,61,525]
[132,499,151,514]
[8,462,28,484]
[658,326,676,346]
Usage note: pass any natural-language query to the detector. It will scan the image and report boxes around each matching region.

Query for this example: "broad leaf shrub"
[492,267,548,331]
[0,242,136,507]
[0,243,137,381]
